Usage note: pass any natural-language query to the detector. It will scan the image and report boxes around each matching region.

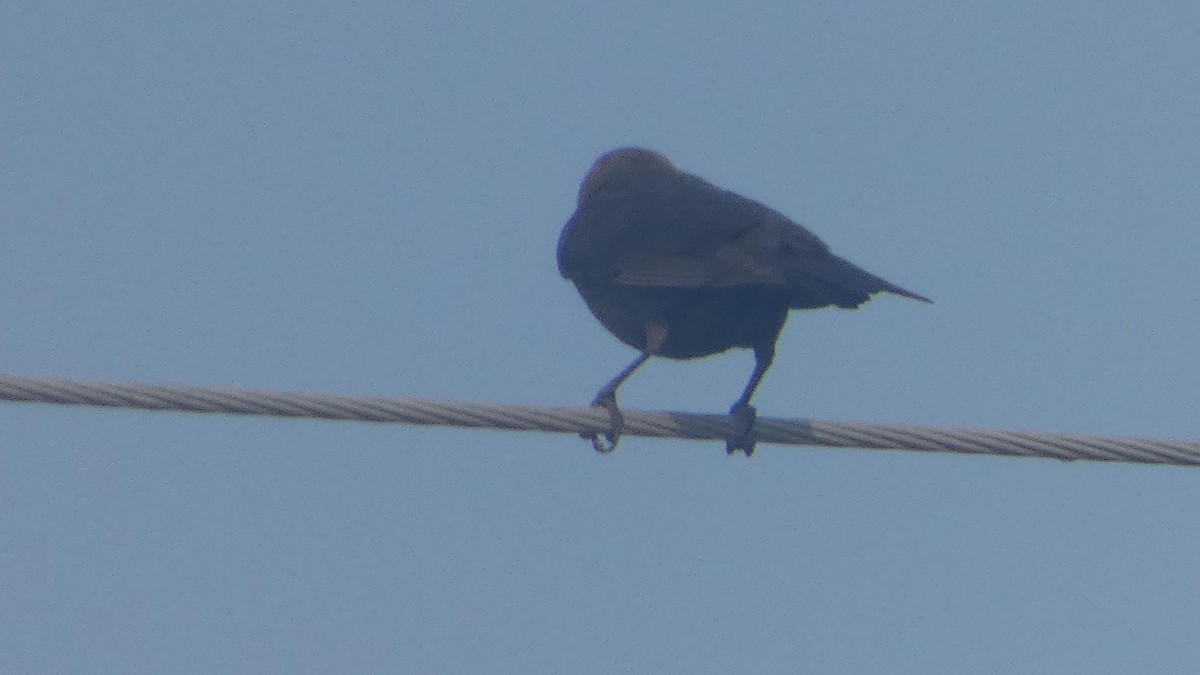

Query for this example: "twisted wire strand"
[1,374,1196,465]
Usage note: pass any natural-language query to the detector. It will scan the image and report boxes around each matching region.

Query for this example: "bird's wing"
[611,250,782,287]
[610,174,821,289]
[614,207,932,308]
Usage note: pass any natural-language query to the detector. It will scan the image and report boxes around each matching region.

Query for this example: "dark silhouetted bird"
[558,148,930,456]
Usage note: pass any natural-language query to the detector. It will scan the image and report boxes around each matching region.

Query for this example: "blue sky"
[3,3,1199,673]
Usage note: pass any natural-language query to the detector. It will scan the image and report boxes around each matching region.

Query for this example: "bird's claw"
[583,389,623,453]
[726,404,757,456]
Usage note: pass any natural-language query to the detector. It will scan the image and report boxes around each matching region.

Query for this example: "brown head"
[577,147,676,204]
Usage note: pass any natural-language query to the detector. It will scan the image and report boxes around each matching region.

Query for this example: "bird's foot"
[726,404,757,457]
[583,388,623,453]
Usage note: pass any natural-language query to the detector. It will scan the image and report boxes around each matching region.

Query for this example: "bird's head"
[578,147,675,204]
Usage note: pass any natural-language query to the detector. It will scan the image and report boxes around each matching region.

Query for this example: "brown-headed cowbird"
[558,148,930,456]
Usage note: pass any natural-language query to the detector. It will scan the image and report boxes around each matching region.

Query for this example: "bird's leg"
[585,352,651,453]
[726,343,776,457]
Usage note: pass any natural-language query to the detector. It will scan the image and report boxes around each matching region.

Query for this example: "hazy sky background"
[3,3,1199,673]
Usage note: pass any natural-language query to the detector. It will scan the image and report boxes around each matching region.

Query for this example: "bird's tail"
[786,254,931,309]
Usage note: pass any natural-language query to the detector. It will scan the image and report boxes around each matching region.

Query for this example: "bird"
[557,147,930,456]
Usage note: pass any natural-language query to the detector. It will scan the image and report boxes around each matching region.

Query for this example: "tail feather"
[786,254,931,309]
